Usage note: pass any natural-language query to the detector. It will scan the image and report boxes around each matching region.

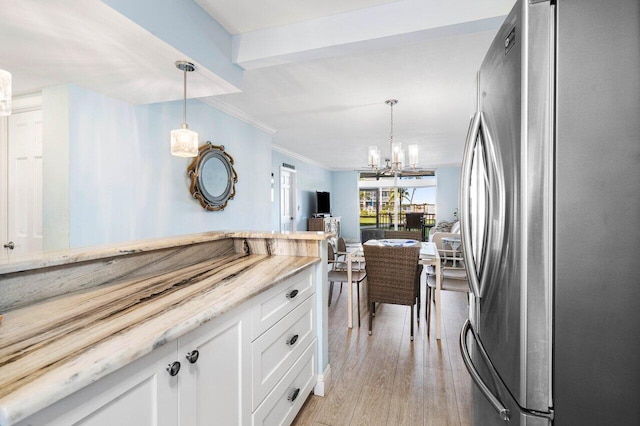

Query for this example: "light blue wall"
[331,171,359,241]
[100,0,242,89]
[67,85,272,247]
[271,151,332,232]
[435,166,461,222]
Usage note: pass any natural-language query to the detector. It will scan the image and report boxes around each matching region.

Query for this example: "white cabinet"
[252,341,317,426]
[178,307,252,426]
[252,296,315,409]
[15,266,316,426]
[17,339,179,426]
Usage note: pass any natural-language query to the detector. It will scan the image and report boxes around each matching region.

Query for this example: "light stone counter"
[0,230,330,275]
[0,231,330,425]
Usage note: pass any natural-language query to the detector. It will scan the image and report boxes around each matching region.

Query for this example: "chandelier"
[368,99,418,174]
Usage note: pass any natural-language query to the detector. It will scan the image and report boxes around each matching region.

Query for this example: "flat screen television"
[316,191,331,215]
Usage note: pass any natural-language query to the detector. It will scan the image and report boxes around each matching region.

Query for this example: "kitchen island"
[0,231,331,426]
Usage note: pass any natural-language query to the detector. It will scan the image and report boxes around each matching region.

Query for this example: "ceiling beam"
[232,0,513,70]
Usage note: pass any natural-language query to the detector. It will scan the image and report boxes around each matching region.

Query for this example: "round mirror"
[187,142,237,211]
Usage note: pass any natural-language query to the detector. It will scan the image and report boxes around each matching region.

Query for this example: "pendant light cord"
[183,67,187,125]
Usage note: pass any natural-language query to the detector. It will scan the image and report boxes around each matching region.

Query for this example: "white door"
[280,168,296,232]
[3,109,43,259]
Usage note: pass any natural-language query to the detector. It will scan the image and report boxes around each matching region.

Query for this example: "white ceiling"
[195,0,403,34]
[0,0,238,104]
[200,0,516,170]
[1,0,516,171]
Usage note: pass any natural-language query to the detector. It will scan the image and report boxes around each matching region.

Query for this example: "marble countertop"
[0,253,320,425]
[0,230,332,275]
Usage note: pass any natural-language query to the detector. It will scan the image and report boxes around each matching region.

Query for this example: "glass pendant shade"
[392,142,403,167]
[408,144,419,168]
[171,124,199,157]
[368,145,380,168]
[0,69,11,116]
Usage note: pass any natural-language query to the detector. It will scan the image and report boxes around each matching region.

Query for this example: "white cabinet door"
[16,341,179,426]
[178,306,252,426]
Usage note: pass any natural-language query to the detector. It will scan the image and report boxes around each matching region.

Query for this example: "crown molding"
[12,93,42,113]
[198,97,277,135]
[271,144,335,171]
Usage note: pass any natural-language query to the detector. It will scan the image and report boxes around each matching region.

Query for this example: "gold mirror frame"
[187,142,238,211]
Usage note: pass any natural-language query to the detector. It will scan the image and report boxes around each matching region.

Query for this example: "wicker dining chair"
[363,244,421,340]
[328,243,367,326]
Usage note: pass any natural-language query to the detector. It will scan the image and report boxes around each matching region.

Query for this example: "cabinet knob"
[3,241,14,250]
[166,361,181,376]
[287,388,301,402]
[286,334,299,347]
[286,289,299,299]
[186,350,200,364]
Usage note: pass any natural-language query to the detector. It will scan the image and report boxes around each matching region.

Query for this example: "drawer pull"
[166,361,181,376]
[186,350,200,364]
[286,334,299,346]
[286,289,299,299]
[287,387,301,402]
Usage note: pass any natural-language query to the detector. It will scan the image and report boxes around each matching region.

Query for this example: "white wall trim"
[313,363,331,397]
[198,97,277,135]
[272,144,332,171]
[12,93,43,113]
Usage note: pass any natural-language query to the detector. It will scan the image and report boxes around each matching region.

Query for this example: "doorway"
[0,95,43,260]
[279,167,297,232]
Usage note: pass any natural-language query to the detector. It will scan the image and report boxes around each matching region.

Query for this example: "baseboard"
[313,363,331,396]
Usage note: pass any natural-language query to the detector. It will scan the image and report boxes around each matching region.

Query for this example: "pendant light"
[0,69,11,116]
[171,61,198,157]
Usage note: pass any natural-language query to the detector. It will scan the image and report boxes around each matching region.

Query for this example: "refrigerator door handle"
[460,320,555,422]
[478,112,506,299]
[460,319,510,421]
[460,112,482,298]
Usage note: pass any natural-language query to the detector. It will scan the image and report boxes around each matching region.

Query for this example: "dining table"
[344,239,444,339]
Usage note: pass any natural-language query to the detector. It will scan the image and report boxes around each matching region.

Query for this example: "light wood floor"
[292,281,472,426]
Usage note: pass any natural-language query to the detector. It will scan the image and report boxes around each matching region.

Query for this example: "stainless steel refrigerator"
[458,0,640,424]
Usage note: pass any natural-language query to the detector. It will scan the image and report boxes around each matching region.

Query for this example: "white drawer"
[252,267,314,340]
[252,340,317,426]
[252,296,315,410]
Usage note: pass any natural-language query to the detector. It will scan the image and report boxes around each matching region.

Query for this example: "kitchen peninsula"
[0,231,331,426]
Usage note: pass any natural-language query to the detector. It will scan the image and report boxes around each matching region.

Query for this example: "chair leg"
[339,282,343,294]
[328,282,334,307]
[416,284,421,327]
[372,302,376,317]
[426,287,432,336]
[368,302,373,336]
[410,305,414,341]
[357,281,361,328]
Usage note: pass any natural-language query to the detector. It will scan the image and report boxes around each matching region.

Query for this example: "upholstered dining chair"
[328,243,367,326]
[425,233,470,336]
[363,244,421,340]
